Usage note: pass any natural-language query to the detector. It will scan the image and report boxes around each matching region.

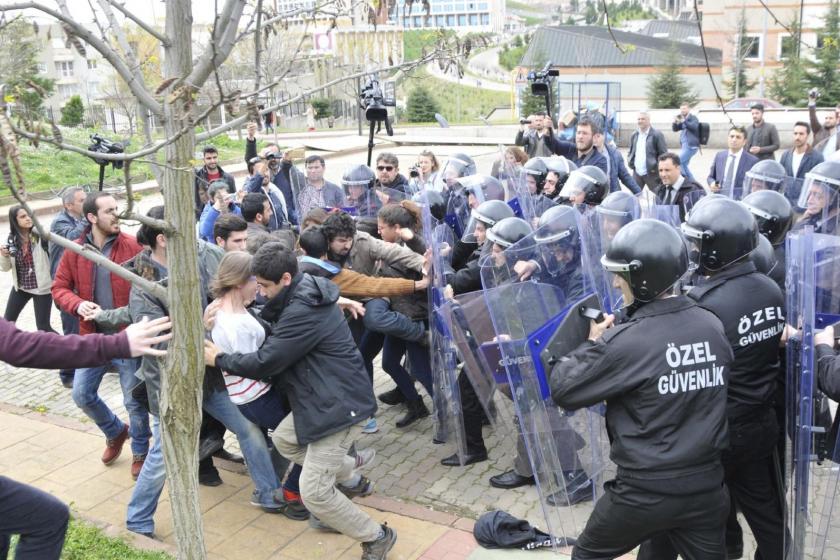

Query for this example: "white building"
[394,0,506,33]
[33,22,112,118]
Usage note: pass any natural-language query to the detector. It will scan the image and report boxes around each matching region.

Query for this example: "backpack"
[698,121,711,146]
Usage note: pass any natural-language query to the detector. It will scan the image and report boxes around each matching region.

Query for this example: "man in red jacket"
[51,192,148,478]
[0,315,172,560]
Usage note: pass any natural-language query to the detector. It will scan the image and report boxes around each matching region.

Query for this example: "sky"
[9,0,235,26]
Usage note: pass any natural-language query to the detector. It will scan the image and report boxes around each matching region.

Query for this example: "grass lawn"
[400,68,511,124]
[13,126,249,196]
[10,517,174,559]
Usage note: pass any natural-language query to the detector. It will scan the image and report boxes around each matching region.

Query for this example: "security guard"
[742,189,793,296]
[644,197,786,560]
[551,219,733,559]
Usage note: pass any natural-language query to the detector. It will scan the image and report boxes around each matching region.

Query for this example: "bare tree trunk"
[158,1,207,558]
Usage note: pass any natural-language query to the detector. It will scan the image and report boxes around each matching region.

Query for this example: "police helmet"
[542,156,576,179]
[522,158,549,191]
[341,164,376,191]
[444,153,477,179]
[797,160,840,211]
[743,159,788,195]
[472,199,515,228]
[412,190,446,222]
[486,217,532,249]
[597,191,640,220]
[681,197,758,273]
[458,175,506,202]
[749,233,778,275]
[741,190,793,246]
[601,219,689,303]
[559,165,609,206]
[534,204,580,245]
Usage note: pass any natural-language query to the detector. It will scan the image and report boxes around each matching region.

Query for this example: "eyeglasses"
[377,166,394,172]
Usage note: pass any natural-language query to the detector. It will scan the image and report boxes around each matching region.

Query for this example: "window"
[36,63,46,74]
[481,13,489,24]
[446,14,455,25]
[778,34,796,60]
[413,16,421,26]
[458,14,467,26]
[87,59,97,69]
[469,13,478,25]
[741,34,761,60]
[435,15,445,25]
[58,83,77,98]
[55,61,74,77]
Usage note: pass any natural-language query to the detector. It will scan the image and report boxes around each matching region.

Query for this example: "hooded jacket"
[216,273,377,445]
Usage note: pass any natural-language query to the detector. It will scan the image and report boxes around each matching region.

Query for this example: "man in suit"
[707,125,759,200]
[745,104,780,161]
[655,152,706,222]
[627,111,668,190]
[780,122,824,199]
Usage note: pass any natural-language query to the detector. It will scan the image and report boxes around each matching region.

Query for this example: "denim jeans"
[363,298,424,342]
[381,335,434,400]
[126,390,280,534]
[679,146,699,182]
[71,358,150,456]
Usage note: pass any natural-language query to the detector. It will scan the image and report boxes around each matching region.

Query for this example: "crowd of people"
[3,90,840,559]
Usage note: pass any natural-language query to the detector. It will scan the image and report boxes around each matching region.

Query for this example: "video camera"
[527,61,559,97]
[359,77,395,122]
[88,134,127,169]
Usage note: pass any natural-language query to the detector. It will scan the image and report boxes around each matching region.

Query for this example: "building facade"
[394,0,506,33]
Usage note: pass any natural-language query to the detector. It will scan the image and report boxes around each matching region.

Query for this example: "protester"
[198,180,243,243]
[194,146,236,221]
[296,155,345,218]
[779,122,824,186]
[745,103,780,161]
[0,315,172,560]
[627,111,668,190]
[1,206,55,333]
[206,244,398,560]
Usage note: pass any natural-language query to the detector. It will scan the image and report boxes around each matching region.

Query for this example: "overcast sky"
[11,0,233,26]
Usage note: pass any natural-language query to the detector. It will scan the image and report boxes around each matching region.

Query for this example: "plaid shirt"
[15,241,38,291]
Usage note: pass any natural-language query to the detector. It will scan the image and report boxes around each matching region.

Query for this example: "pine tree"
[646,47,699,109]
[405,85,441,122]
[807,0,840,106]
[768,19,808,107]
[59,95,84,127]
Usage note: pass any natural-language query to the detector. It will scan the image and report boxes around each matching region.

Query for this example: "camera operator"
[408,150,439,191]
[672,103,701,182]
[809,89,840,158]
[244,132,302,226]
[194,146,236,221]
[515,112,554,158]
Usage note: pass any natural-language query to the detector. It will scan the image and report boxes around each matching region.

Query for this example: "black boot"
[378,387,407,406]
[396,399,430,428]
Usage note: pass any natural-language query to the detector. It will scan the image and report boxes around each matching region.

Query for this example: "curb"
[0,401,478,534]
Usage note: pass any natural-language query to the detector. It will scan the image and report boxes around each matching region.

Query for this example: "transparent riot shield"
[478,213,609,548]
[589,194,640,313]
[445,175,505,238]
[785,229,840,559]
[423,211,469,463]
[343,184,380,219]
[638,187,686,227]
[509,169,559,228]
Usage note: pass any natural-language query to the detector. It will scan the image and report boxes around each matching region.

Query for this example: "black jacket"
[216,273,376,444]
[551,295,732,493]
[653,178,706,222]
[688,261,785,423]
[627,127,668,176]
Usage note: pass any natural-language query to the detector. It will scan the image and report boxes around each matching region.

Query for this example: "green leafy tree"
[0,18,55,117]
[405,85,441,122]
[723,10,758,99]
[59,95,84,127]
[807,0,840,105]
[646,47,699,108]
[768,18,808,106]
[310,97,333,120]
[584,0,599,24]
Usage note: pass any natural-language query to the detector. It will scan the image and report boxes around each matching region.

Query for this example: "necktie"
[722,154,736,194]
[665,187,675,205]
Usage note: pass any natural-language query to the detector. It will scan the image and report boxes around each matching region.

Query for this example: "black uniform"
[551,295,733,559]
[641,261,786,560]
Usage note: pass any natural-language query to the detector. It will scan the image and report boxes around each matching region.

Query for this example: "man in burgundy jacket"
[0,315,172,560]
[51,192,148,478]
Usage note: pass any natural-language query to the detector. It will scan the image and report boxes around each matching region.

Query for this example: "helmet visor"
[740,171,793,200]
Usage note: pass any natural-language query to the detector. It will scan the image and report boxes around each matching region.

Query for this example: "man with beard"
[780,122,824,185]
[746,104,780,162]
[194,146,236,220]
[545,116,609,175]
[515,112,555,158]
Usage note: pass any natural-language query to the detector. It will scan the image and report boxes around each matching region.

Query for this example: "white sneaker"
[361,417,379,434]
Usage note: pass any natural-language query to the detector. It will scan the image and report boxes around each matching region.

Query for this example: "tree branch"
[0,1,163,117]
[185,0,247,90]
[692,0,733,127]
[118,160,176,233]
[253,0,264,95]
[601,0,627,54]
[106,0,170,46]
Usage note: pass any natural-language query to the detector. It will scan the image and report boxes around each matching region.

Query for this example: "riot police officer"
[551,219,733,559]
[742,189,792,295]
[741,159,789,198]
[341,164,380,233]
[792,160,840,235]
[540,156,577,200]
[557,165,609,209]
[643,197,786,560]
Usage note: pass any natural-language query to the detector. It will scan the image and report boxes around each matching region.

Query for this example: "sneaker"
[102,424,129,466]
[354,448,376,469]
[198,469,223,487]
[361,418,379,434]
[338,475,374,499]
[281,489,311,521]
[309,514,339,533]
[251,489,310,520]
[361,524,397,560]
[131,454,146,480]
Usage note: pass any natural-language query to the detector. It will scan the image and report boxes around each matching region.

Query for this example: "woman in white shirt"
[210,251,308,518]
